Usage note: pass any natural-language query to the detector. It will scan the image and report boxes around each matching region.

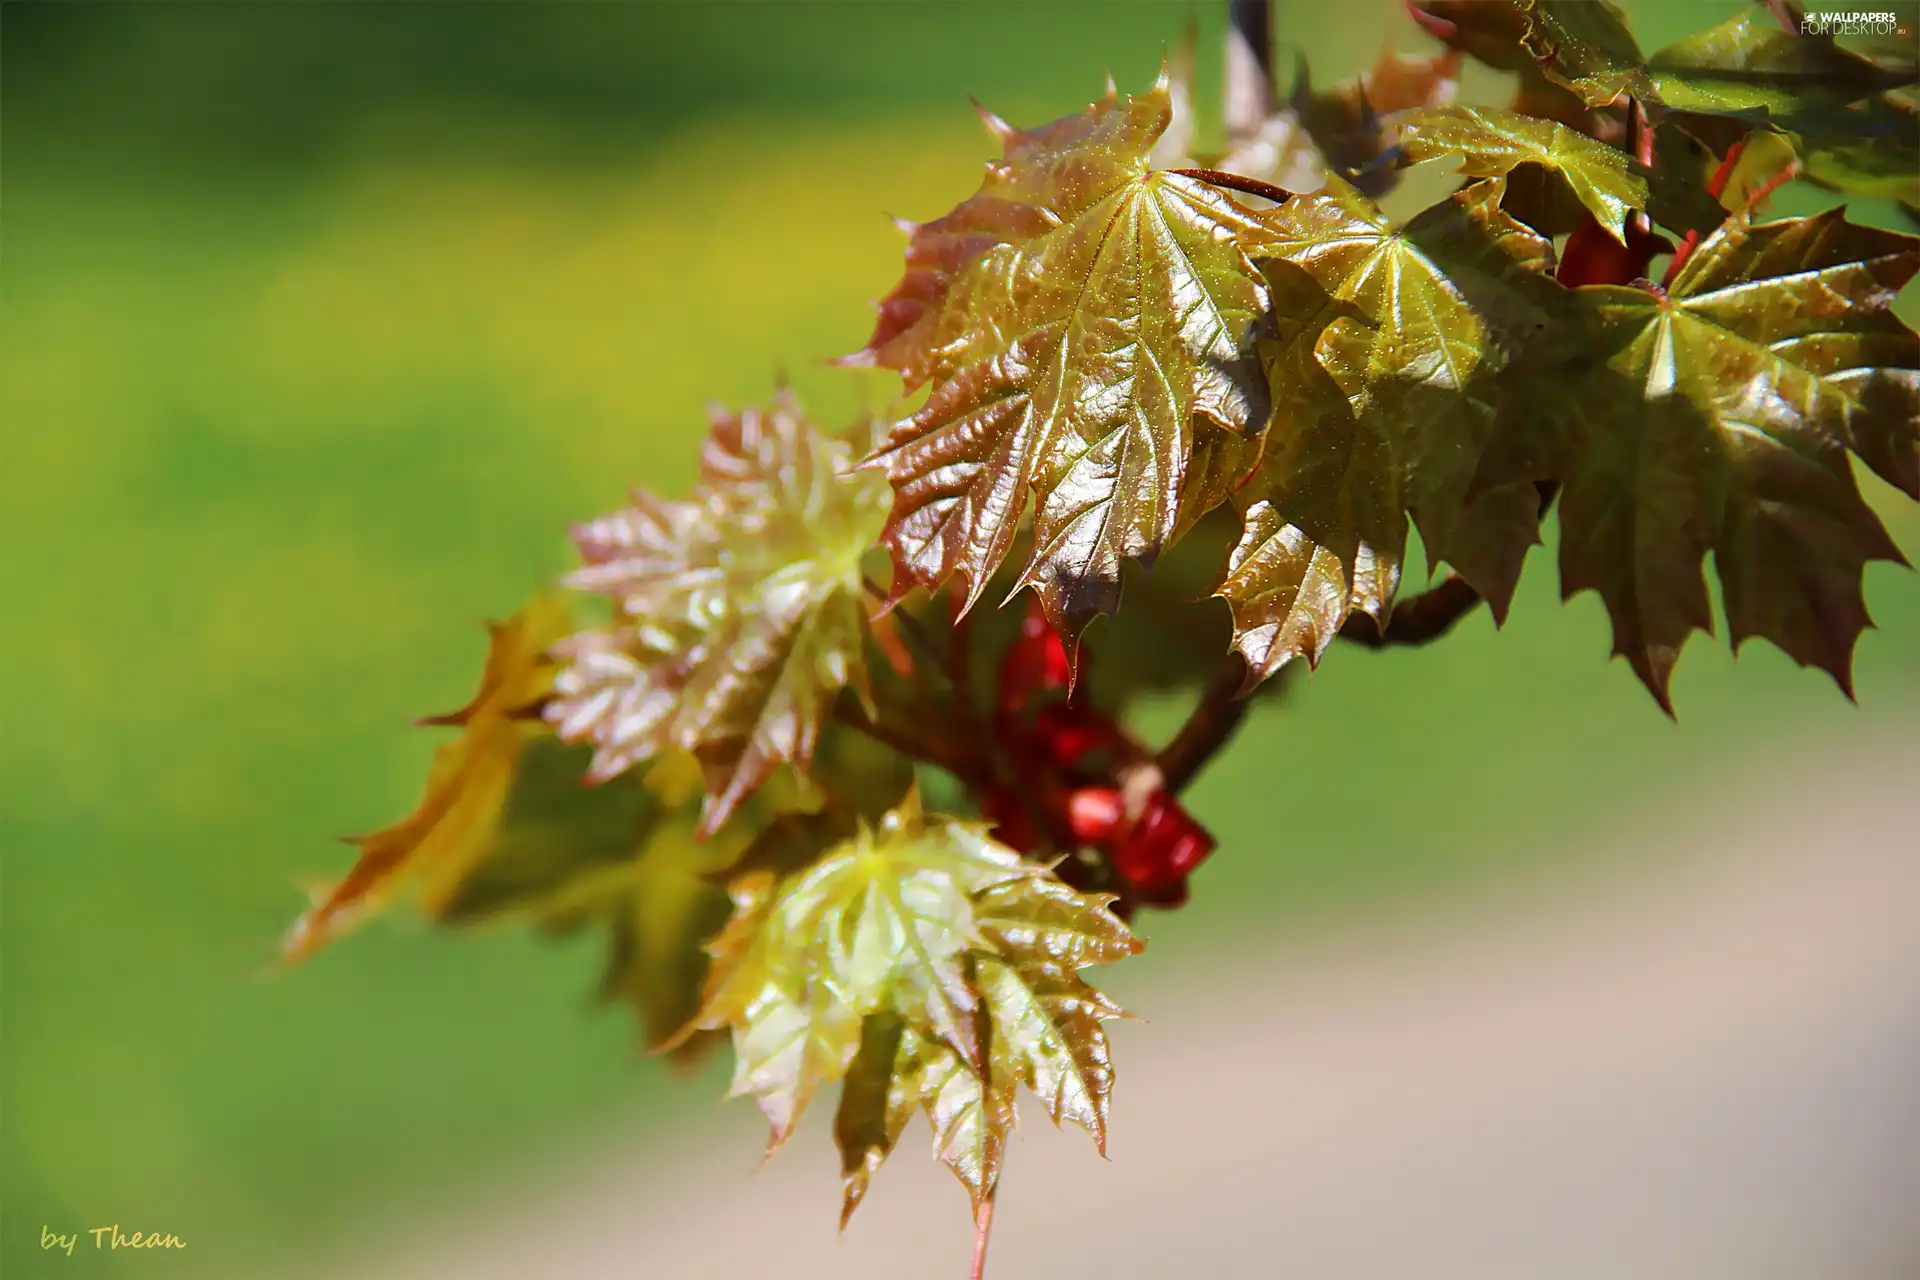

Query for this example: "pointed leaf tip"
[969,96,1014,141]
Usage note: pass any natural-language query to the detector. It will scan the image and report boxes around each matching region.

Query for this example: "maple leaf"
[683,791,1139,1223]
[1516,0,1910,116]
[1418,1,1910,122]
[1638,7,1913,118]
[864,73,1286,640]
[847,81,1168,388]
[437,746,750,1058]
[1480,210,1919,707]
[282,600,780,1054]
[1218,176,1563,682]
[545,393,891,834]
[1389,104,1647,243]
[1782,89,1920,205]
[1192,44,1462,198]
[282,595,570,962]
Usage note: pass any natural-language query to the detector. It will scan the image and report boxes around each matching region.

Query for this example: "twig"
[1225,0,1277,142]
[834,695,994,794]
[1155,653,1259,794]
[1338,574,1483,648]
[1170,167,1294,206]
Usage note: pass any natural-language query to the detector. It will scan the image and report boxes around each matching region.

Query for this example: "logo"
[1801,10,1907,36]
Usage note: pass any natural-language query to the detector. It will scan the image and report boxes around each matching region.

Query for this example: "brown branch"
[1169,168,1294,206]
[1339,574,1484,648]
[1154,653,1259,795]
[834,693,995,794]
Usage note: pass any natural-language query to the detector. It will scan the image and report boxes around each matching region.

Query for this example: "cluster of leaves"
[291,2,1916,1271]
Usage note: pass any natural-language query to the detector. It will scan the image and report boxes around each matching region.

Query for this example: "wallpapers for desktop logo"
[1800,10,1911,36]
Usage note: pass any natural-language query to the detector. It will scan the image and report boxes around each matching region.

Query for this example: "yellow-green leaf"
[1390,104,1646,243]
[687,792,1139,1223]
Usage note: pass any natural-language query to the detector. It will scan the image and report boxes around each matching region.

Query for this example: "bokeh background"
[4,2,1917,1277]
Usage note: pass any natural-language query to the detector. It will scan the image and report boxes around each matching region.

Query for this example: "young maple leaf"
[1417,1,1909,120]
[282,595,570,962]
[1157,38,1462,198]
[1479,209,1919,709]
[1218,176,1563,682]
[863,72,1289,641]
[281,600,767,1055]
[1638,7,1913,118]
[680,791,1140,1229]
[847,81,1168,390]
[436,746,753,1060]
[1389,104,1647,243]
[545,393,891,834]
[1514,0,1909,117]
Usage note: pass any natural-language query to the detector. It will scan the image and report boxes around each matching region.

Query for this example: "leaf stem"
[1169,168,1294,206]
[970,1192,997,1280]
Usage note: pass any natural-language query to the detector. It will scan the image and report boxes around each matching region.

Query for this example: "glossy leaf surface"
[685,792,1139,1219]
[546,393,890,833]
[865,74,1287,639]
[1482,210,1919,706]
[1222,177,1561,682]
[1390,104,1647,243]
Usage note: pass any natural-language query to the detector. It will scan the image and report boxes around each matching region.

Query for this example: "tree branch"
[1154,653,1260,794]
[1339,574,1484,648]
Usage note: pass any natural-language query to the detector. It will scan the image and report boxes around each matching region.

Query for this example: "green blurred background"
[3,2,1915,1275]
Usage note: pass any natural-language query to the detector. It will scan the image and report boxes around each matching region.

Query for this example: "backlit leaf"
[1390,104,1646,243]
[866,73,1284,640]
[685,791,1139,1222]
[849,83,1168,388]
[546,392,891,833]
[1221,177,1562,682]
[1518,0,1655,108]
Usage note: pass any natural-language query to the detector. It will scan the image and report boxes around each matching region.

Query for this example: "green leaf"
[546,392,891,834]
[1789,90,1920,204]
[1390,104,1647,243]
[1519,0,1655,108]
[686,792,1140,1222]
[835,1012,930,1225]
[866,73,1285,641]
[1221,177,1562,682]
[1643,8,1913,118]
[1517,1,1912,118]
[439,747,751,1059]
[1481,210,1918,707]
